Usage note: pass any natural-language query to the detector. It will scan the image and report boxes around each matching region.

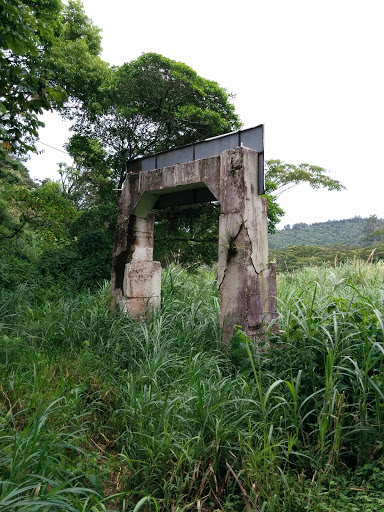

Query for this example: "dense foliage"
[0,0,64,152]
[1,263,384,511]
[1,5,382,511]
[0,145,113,291]
[66,52,241,188]
[0,0,106,154]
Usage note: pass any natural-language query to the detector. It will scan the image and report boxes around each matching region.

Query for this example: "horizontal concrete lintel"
[137,156,221,193]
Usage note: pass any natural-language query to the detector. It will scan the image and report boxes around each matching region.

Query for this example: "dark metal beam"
[153,187,216,209]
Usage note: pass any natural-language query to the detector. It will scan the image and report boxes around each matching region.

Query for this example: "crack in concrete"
[244,221,267,276]
[217,220,243,289]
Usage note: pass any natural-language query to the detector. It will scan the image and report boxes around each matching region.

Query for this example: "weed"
[1,263,384,510]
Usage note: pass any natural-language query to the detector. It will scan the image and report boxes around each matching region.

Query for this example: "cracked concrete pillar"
[217,147,277,341]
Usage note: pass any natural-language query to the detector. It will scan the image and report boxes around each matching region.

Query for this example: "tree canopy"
[0,0,64,153]
[68,52,241,187]
[0,0,108,154]
[0,146,77,241]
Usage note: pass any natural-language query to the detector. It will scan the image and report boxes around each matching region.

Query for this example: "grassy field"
[1,262,384,511]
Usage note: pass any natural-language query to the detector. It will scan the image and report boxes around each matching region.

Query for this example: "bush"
[0,236,40,289]
[37,230,112,290]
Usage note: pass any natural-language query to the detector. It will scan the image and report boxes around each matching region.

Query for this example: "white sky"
[27,0,384,228]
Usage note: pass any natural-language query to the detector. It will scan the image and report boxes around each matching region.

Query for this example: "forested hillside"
[270,243,384,271]
[269,215,384,249]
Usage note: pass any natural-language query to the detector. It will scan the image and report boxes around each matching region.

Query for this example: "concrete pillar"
[217,148,277,341]
[115,213,161,318]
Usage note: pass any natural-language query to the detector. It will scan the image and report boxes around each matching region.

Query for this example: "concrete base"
[219,262,277,341]
[122,261,161,319]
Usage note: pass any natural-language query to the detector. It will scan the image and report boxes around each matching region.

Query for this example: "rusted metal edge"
[127,125,265,194]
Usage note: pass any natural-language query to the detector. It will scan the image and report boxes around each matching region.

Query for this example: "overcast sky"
[27,0,384,228]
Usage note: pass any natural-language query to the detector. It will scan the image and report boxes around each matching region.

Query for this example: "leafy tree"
[260,159,346,235]
[266,160,345,198]
[62,52,242,266]
[69,52,241,187]
[59,134,117,242]
[292,222,308,230]
[1,178,78,242]
[0,0,65,153]
[0,145,36,238]
[47,0,110,114]
[360,215,384,246]
[0,147,80,289]
[60,48,346,256]
[263,180,285,233]
[1,145,77,241]
[0,0,108,155]
[59,135,111,211]
[0,2,112,289]
[0,145,35,187]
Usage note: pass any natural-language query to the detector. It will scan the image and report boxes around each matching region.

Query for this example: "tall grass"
[1,262,384,511]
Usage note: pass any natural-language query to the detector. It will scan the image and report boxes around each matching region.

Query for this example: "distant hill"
[269,216,384,249]
[270,244,384,272]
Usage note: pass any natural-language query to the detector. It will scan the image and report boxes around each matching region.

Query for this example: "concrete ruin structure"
[111,127,278,340]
